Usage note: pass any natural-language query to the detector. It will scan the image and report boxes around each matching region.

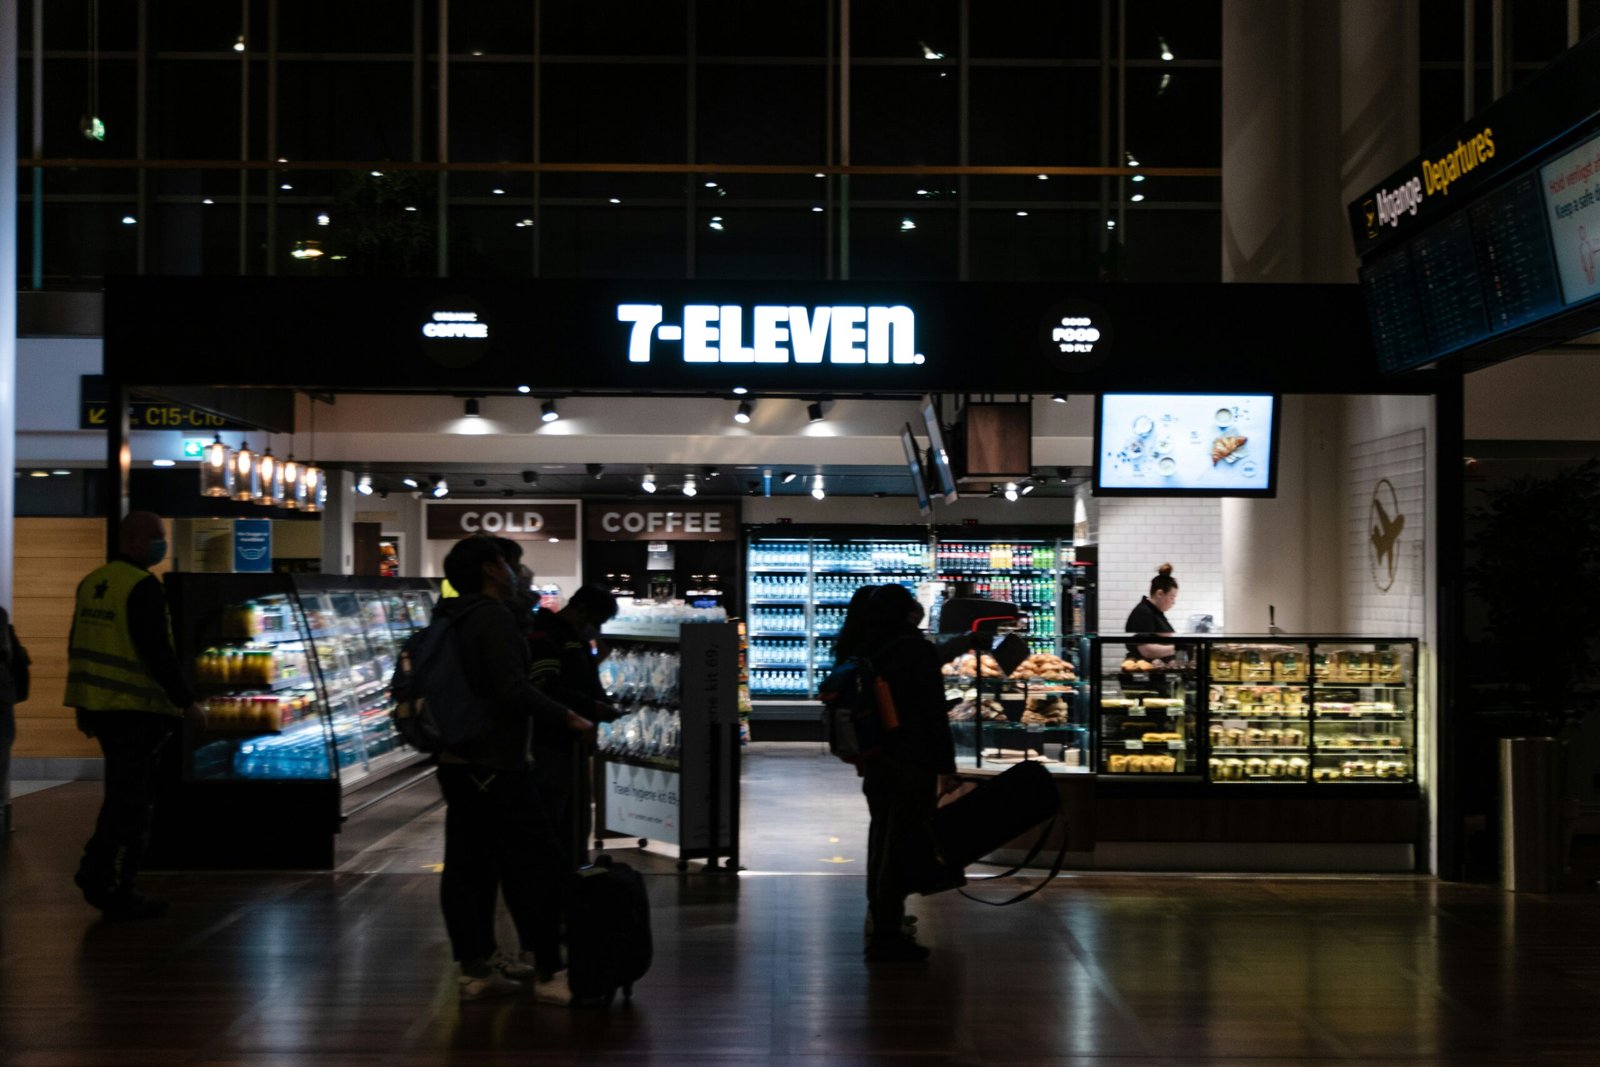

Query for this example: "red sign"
[425,503,579,541]
[585,504,738,542]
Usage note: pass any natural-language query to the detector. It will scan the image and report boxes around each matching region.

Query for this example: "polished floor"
[2,744,1599,1065]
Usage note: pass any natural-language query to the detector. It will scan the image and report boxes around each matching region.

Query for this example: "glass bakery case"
[947,632,1091,774]
[1091,636,1419,786]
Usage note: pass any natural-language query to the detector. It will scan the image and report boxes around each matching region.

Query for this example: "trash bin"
[1500,736,1562,892]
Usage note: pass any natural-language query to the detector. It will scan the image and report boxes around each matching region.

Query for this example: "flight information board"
[1470,171,1566,333]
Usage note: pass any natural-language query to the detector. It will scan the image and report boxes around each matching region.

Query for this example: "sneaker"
[488,950,538,980]
[459,971,523,1001]
[101,891,169,921]
[865,935,931,964]
[533,970,574,1006]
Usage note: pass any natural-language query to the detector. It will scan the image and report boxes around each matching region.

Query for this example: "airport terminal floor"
[3,744,1599,1066]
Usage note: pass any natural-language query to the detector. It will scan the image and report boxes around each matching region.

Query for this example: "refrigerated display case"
[1090,636,1418,785]
[156,573,437,869]
[744,529,1085,701]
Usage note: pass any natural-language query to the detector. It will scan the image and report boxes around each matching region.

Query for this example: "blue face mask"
[146,539,168,567]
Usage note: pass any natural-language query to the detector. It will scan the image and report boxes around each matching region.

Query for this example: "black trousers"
[533,744,591,870]
[76,709,178,898]
[862,757,937,938]
[436,763,565,973]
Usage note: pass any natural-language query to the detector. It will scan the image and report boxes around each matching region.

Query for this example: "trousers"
[76,709,178,897]
[862,757,937,938]
[436,762,565,974]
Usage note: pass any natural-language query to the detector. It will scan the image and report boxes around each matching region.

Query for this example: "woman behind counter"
[1125,563,1179,661]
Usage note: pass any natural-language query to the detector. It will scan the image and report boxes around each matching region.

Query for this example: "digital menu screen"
[1539,130,1600,308]
[1095,393,1278,497]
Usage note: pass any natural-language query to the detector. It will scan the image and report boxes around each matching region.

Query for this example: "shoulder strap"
[956,813,1070,907]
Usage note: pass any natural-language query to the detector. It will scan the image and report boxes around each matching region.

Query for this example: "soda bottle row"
[749,669,817,695]
[934,541,1057,573]
[939,574,1059,606]
[748,575,811,601]
[195,645,301,686]
[203,692,315,733]
[749,542,810,568]
[749,606,807,632]
[749,638,808,667]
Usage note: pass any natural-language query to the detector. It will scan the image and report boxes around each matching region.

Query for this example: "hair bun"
[1157,562,1174,576]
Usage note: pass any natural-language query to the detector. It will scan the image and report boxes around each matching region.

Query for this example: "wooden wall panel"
[10,519,107,759]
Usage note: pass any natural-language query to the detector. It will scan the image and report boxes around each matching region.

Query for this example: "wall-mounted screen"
[921,398,959,504]
[1540,129,1600,308]
[1094,392,1279,497]
[900,423,932,515]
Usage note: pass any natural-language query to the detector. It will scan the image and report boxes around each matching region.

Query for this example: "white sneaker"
[488,950,538,980]
[459,971,523,1001]
[533,970,573,1006]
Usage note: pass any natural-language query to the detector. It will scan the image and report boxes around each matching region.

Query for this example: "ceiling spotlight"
[807,401,825,423]
[587,463,605,480]
[151,459,176,468]
[516,384,530,394]
[1021,482,1036,495]
[356,475,374,496]
[704,467,720,479]
[1051,393,1069,403]
[540,400,560,422]
[780,471,797,484]
[402,477,419,488]
[641,469,657,493]
[473,479,487,488]
[521,470,539,485]
[811,475,826,501]
[464,398,481,417]
[682,474,698,498]
[734,399,753,424]
[1004,482,1019,502]
[1131,193,1145,203]
[919,41,944,60]
[732,385,749,395]
[1158,36,1175,62]
[431,478,449,498]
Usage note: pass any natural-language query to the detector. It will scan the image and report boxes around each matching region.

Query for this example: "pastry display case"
[1090,636,1419,786]
[947,634,1091,773]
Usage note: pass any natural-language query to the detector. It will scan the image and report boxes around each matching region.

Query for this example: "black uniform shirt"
[1123,597,1174,659]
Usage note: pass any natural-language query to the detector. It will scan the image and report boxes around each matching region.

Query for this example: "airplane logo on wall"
[1369,478,1405,592]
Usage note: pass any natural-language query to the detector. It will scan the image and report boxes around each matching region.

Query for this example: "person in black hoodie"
[433,535,596,1003]
[857,583,959,963]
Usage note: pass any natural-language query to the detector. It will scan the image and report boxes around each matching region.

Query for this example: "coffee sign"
[426,503,579,541]
[586,504,738,542]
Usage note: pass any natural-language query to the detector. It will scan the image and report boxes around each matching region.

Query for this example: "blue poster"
[234,519,273,573]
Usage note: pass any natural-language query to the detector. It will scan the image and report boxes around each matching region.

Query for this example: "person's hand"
[937,773,963,798]
[185,701,209,731]
[566,709,598,744]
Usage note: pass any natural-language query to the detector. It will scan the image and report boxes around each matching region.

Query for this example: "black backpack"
[818,639,910,765]
[389,601,494,754]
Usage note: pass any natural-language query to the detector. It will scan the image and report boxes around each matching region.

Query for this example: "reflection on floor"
[4,744,1600,1065]
[7,779,70,799]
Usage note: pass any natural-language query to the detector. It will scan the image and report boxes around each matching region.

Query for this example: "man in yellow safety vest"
[65,511,205,919]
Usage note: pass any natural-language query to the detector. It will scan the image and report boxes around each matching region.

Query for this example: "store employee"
[1125,563,1179,660]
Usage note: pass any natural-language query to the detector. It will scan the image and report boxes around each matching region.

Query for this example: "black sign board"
[79,375,248,431]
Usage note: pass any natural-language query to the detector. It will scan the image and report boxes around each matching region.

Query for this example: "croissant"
[1211,435,1247,464]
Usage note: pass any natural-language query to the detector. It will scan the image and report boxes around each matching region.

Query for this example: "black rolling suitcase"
[917,759,1064,904]
[566,854,653,1006]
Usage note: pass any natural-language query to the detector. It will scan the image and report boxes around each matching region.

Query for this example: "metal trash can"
[1500,736,1562,893]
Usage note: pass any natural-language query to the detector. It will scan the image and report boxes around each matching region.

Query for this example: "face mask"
[146,539,168,567]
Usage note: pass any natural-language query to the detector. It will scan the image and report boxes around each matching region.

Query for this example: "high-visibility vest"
[63,560,182,716]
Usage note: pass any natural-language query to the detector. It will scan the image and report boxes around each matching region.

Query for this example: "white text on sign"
[617,304,924,366]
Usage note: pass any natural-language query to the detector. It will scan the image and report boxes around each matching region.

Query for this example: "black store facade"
[104,275,1448,874]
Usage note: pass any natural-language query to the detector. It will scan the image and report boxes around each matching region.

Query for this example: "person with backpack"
[0,604,31,835]
[856,583,959,963]
[431,535,597,1003]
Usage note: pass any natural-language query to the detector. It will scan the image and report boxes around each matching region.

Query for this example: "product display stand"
[593,621,741,871]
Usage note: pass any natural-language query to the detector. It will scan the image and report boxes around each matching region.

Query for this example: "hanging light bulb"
[280,456,302,510]
[302,465,324,513]
[255,449,278,505]
[200,434,234,497]
[232,441,257,502]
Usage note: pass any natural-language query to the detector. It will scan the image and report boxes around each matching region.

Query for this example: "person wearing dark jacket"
[527,583,620,866]
[857,583,959,963]
[0,604,31,835]
[65,511,205,919]
[433,535,595,1003]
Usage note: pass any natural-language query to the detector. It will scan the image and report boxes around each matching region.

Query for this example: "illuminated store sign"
[587,504,738,542]
[421,310,488,339]
[426,503,578,541]
[617,303,924,366]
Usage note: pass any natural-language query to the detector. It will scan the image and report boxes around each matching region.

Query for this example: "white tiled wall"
[1345,429,1427,635]
[1095,497,1224,633]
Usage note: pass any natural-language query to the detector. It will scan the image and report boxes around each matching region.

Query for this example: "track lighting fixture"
[734,399,753,424]
[521,470,539,485]
[402,477,419,489]
[811,474,826,500]
[1004,482,1019,502]
[464,398,481,417]
[356,475,374,496]
[780,471,797,484]
[682,474,698,498]
[641,469,657,493]
[807,400,825,423]
[1051,393,1068,403]
[540,400,560,423]
[587,463,605,480]
[431,477,449,498]
[1021,482,1035,495]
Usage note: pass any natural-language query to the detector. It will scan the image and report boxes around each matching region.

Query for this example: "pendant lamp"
[302,465,325,513]
[200,434,234,497]
[281,456,302,510]
[256,449,278,505]
[231,441,257,502]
